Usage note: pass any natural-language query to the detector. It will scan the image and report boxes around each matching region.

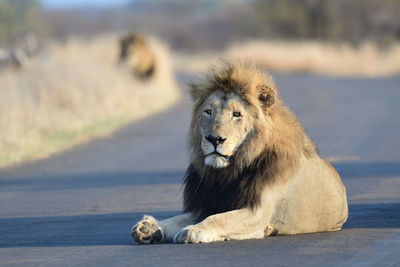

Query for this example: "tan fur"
[119,34,156,80]
[131,61,348,244]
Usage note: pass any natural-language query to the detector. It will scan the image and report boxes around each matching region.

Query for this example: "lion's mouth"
[205,151,231,160]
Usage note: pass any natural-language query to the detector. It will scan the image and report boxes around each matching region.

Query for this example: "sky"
[41,0,131,8]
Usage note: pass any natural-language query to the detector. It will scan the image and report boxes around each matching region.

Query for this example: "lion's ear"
[257,85,275,110]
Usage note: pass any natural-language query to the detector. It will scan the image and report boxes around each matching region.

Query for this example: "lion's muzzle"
[205,135,226,148]
[203,135,233,168]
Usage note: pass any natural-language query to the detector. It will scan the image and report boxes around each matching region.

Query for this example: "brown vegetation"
[0,35,179,167]
[174,41,400,77]
[227,41,400,77]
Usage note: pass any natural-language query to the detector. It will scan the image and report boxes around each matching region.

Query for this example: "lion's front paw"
[173,226,208,244]
[131,215,164,244]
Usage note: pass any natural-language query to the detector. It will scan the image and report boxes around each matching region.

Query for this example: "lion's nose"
[206,135,226,148]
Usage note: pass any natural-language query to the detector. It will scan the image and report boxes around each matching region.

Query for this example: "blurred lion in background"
[131,61,348,244]
[119,34,156,80]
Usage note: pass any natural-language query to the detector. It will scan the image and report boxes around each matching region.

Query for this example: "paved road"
[1,73,400,266]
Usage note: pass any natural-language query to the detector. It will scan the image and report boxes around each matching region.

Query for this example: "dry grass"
[227,40,400,77]
[174,41,400,77]
[0,35,180,167]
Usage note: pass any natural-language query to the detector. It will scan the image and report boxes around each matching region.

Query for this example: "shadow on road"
[0,170,185,192]
[345,203,400,229]
[1,202,400,248]
[0,211,180,248]
[333,161,400,179]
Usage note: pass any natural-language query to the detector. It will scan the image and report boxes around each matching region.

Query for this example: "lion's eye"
[233,111,242,118]
[204,109,212,115]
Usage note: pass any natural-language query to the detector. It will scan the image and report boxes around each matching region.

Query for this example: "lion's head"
[188,61,289,170]
[119,34,155,79]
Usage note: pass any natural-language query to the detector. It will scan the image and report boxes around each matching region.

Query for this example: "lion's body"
[119,34,155,80]
[131,62,348,244]
[268,156,348,235]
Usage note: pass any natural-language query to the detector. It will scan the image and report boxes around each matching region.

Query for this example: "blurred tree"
[254,0,400,46]
[34,0,400,51]
[0,0,49,46]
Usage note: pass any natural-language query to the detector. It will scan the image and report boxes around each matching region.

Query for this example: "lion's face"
[198,91,255,168]
[189,62,280,170]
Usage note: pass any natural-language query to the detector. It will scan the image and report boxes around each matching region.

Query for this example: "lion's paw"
[173,226,208,244]
[131,215,164,244]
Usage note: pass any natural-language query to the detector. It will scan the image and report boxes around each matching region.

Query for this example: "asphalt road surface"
[1,73,400,266]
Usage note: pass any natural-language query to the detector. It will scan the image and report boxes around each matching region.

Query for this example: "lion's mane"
[183,62,317,222]
[119,34,156,79]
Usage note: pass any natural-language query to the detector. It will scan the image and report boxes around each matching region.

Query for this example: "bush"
[0,0,49,47]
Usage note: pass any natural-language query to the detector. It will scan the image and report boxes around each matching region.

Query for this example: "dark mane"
[183,149,280,222]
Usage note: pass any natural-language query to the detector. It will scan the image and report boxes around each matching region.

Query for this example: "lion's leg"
[174,208,271,244]
[158,213,196,241]
[131,213,195,244]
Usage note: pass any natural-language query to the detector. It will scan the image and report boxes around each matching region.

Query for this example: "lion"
[131,61,348,244]
[119,34,156,80]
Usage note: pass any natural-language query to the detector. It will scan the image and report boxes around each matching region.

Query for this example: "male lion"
[131,62,348,244]
[119,34,155,80]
